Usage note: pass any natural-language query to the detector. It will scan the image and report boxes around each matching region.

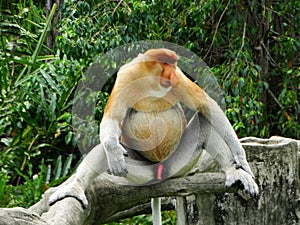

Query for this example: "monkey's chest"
[121,106,186,162]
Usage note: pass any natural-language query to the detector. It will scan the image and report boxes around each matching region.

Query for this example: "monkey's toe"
[108,167,128,177]
[49,183,88,209]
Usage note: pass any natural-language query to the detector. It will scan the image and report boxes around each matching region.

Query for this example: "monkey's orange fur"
[122,106,186,162]
[103,48,209,162]
[49,49,258,219]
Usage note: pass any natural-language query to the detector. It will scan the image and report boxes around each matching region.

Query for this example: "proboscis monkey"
[49,48,259,225]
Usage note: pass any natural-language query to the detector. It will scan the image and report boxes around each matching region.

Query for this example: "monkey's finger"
[241,174,256,195]
[108,165,128,177]
[246,178,259,197]
[108,159,128,177]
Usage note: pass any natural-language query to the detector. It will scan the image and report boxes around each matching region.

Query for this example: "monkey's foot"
[224,166,259,197]
[49,181,88,209]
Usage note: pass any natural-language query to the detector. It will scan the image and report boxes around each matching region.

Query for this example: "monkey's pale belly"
[121,107,186,162]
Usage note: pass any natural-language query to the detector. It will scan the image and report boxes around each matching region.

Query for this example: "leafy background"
[0,0,299,224]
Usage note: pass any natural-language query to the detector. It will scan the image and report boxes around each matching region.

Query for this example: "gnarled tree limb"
[0,172,234,225]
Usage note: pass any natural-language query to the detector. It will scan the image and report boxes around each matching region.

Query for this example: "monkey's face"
[159,63,178,88]
[118,61,174,97]
[143,48,179,89]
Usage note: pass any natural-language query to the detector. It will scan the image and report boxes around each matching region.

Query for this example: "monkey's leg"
[48,142,163,209]
[155,112,207,179]
[156,113,258,196]
[203,120,259,196]
[123,112,207,183]
[49,144,107,208]
[196,115,259,196]
[121,112,206,184]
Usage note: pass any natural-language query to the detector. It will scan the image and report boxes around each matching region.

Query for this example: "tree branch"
[0,172,235,225]
[204,0,232,60]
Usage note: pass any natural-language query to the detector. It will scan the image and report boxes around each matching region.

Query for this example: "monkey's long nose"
[160,77,171,88]
[160,63,179,88]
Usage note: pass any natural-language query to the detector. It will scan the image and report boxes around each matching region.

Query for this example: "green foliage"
[0,0,83,207]
[212,53,268,137]
[0,0,299,223]
[56,0,299,139]
[268,35,300,138]
[105,210,176,225]
[0,154,75,208]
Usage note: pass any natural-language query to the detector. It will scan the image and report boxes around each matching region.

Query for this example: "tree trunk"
[184,136,300,225]
[46,0,62,50]
[0,137,299,225]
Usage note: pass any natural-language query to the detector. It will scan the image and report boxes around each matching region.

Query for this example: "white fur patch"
[100,118,122,142]
[148,85,172,98]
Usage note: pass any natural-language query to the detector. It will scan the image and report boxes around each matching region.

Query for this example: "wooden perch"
[0,172,234,225]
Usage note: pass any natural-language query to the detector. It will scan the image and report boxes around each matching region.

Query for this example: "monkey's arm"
[99,60,171,177]
[100,117,128,177]
[100,82,132,177]
[174,68,253,177]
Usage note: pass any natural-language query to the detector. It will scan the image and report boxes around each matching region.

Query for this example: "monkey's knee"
[187,113,211,147]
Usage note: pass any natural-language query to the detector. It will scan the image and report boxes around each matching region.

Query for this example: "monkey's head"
[144,48,179,88]
[144,48,178,64]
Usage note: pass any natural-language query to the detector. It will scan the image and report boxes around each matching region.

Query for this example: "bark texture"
[185,136,300,225]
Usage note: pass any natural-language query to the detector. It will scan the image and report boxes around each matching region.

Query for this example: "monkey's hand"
[103,140,128,177]
[49,179,88,209]
[224,166,259,197]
